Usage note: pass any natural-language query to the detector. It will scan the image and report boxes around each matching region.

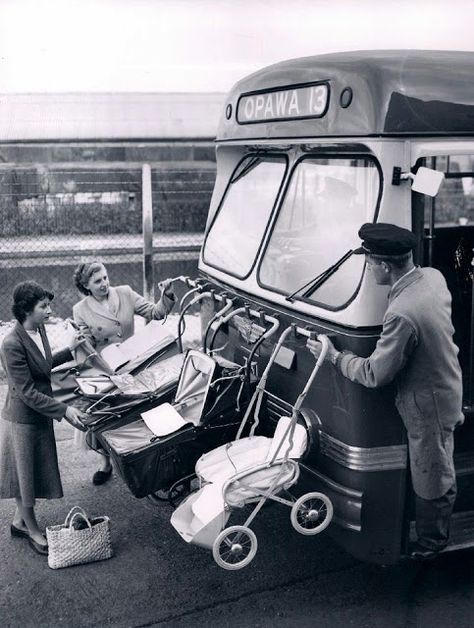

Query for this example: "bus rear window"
[203,156,287,277]
[259,157,380,309]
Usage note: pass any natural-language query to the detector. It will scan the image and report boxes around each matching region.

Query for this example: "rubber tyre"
[212,525,258,570]
[290,492,333,535]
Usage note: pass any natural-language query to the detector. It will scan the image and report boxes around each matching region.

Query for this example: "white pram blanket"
[171,417,307,547]
[197,416,307,482]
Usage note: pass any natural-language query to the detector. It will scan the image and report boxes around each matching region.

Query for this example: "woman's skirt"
[0,418,63,507]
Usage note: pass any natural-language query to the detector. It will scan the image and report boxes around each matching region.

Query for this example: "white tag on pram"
[141,402,190,437]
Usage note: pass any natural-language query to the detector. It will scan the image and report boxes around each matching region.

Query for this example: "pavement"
[0,404,353,628]
[1,390,474,626]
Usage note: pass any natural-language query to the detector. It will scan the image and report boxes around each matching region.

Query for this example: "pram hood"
[100,350,240,453]
[172,350,217,426]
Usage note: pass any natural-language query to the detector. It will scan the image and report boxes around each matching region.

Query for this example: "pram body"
[171,327,334,570]
[97,349,252,498]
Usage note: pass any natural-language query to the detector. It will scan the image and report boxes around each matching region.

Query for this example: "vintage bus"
[193,50,474,564]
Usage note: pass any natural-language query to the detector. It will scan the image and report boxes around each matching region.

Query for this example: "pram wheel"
[212,525,258,570]
[290,492,333,535]
[168,474,197,509]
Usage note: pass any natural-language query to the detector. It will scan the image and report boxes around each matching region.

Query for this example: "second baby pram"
[96,309,280,500]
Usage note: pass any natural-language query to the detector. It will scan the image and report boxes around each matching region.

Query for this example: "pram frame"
[174,326,334,570]
[153,307,280,504]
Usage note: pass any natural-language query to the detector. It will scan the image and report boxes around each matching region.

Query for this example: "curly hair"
[73,261,105,295]
[12,281,54,323]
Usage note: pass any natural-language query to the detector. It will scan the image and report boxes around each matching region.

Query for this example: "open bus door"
[412,151,474,552]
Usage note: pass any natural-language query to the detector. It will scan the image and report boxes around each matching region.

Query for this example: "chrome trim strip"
[319,431,407,472]
[300,464,363,532]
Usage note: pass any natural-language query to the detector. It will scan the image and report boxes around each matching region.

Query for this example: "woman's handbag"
[46,506,113,569]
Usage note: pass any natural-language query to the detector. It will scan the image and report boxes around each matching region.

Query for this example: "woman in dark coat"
[0,281,88,555]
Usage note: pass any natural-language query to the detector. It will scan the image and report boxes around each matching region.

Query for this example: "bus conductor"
[307,222,464,561]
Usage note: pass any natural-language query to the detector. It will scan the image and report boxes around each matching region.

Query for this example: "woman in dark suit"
[0,281,87,555]
[72,260,175,484]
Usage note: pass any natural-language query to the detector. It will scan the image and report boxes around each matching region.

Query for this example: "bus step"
[410,510,474,553]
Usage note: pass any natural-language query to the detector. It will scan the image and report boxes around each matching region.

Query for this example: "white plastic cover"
[141,403,189,437]
[267,416,307,461]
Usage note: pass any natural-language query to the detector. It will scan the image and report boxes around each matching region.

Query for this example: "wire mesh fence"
[0,153,215,347]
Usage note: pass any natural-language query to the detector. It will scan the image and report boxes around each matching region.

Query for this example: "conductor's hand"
[306,335,337,362]
[65,406,88,431]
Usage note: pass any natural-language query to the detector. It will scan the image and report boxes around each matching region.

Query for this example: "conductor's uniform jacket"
[338,266,463,500]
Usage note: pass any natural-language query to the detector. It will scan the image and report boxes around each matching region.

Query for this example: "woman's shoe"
[92,467,113,485]
[10,523,30,539]
[28,536,48,556]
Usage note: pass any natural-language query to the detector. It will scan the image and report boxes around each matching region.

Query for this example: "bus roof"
[217,50,474,141]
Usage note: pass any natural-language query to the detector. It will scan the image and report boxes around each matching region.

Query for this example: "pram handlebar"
[293,331,329,413]
[207,305,279,356]
[177,290,214,353]
[177,285,235,354]
[236,327,329,443]
[203,294,234,353]
[178,277,212,314]
[216,306,279,329]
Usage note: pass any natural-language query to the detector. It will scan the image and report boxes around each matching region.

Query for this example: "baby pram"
[170,327,333,570]
[95,308,280,501]
[68,278,232,434]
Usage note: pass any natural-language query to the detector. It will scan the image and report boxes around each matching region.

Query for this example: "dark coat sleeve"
[2,337,68,421]
[51,347,74,369]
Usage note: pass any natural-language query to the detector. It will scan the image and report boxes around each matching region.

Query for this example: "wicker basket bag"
[46,506,113,569]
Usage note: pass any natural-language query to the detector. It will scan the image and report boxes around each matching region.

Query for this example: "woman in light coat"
[72,261,176,484]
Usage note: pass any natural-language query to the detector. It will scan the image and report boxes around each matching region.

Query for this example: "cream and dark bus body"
[197,51,474,564]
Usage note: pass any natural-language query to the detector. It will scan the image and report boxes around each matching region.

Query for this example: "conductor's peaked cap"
[353,223,417,256]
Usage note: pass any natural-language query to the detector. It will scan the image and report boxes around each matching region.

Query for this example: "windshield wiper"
[285,249,354,302]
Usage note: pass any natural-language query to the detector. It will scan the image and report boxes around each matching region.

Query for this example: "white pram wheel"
[212,525,258,570]
[290,492,333,535]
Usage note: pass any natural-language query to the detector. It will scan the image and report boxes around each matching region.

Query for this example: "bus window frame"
[202,152,289,280]
[256,152,384,312]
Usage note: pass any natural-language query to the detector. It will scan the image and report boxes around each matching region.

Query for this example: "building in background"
[0,92,225,320]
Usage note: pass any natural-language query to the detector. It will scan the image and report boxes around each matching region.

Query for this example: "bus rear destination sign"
[237,83,329,124]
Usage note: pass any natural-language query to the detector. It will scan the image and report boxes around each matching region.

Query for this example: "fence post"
[142,163,154,301]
